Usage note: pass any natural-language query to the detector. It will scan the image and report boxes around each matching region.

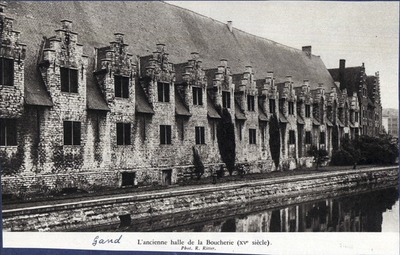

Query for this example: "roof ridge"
[163,1,314,56]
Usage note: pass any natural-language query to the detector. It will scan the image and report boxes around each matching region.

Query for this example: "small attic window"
[60,67,78,93]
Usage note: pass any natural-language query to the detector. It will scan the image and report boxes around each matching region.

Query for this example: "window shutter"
[73,122,81,145]
[164,83,170,102]
[193,88,198,105]
[166,125,171,144]
[160,125,165,144]
[117,123,124,145]
[70,69,78,93]
[63,121,72,145]
[157,82,163,102]
[115,76,122,97]
[124,123,131,145]
[0,119,6,145]
[122,77,129,98]
[60,68,69,92]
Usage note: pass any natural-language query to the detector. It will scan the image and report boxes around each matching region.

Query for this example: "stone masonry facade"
[0,4,380,197]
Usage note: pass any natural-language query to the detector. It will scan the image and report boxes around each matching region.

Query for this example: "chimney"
[302,46,311,57]
[303,80,310,87]
[339,59,346,91]
[227,21,233,33]
[61,20,73,31]
[114,33,124,43]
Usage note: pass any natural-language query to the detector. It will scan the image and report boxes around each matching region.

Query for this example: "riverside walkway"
[2,165,397,213]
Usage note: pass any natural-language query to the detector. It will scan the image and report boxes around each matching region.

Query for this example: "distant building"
[382,108,398,138]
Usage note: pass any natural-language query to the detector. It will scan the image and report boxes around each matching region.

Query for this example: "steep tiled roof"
[87,75,109,111]
[6,1,337,106]
[207,96,220,119]
[258,105,268,122]
[279,112,288,123]
[24,66,53,106]
[135,83,154,115]
[175,90,191,117]
[329,66,362,97]
[235,101,246,120]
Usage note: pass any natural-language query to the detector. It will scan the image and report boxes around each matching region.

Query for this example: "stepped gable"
[6,1,337,105]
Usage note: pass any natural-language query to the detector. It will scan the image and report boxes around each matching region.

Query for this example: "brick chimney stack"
[302,46,311,57]
[339,59,346,91]
[227,21,233,33]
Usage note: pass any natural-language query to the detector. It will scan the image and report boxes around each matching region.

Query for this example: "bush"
[269,114,280,168]
[308,146,328,169]
[331,149,354,166]
[217,108,236,175]
[192,147,204,179]
[353,134,398,165]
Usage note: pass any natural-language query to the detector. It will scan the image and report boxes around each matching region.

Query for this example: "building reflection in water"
[194,187,398,232]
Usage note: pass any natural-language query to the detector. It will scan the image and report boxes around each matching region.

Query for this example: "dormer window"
[60,67,78,93]
[114,75,129,98]
[222,91,231,108]
[247,95,255,111]
[288,101,294,115]
[193,87,203,105]
[305,105,311,118]
[269,99,275,114]
[158,82,170,102]
[0,58,14,86]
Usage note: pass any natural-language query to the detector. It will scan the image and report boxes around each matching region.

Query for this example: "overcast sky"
[168,1,399,109]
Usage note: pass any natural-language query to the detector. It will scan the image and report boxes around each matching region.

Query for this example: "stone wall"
[2,166,397,231]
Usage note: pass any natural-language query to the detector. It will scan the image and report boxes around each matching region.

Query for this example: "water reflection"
[150,187,397,232]
[205,187,399,232]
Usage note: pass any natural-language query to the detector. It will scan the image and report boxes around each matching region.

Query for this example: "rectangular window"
[319,132,326,144]
[116,123,131,145]
[158,82,170,102]
[193,87,203,105]
[289,130,296,144]
[60,67,78,93]
[160,125,172,144]
[355,112,359,122]
[211,122,216,141]
[305,131,312,144]
[249,129,256,144]
[0,118,17,146]
[289,101,295,115]
[222,91,231,108]
[247,95,255,111]
[195,126,205,144]
[0,58,14,86]
[269,99,275,113]
[63,121,81,145]
[114,75,130,98]
[305,105,311,118]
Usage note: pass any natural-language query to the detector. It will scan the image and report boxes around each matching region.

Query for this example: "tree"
[192,146,204,179]
[308,146,328,170]
[269,114,280,169]
[216,108,236,175]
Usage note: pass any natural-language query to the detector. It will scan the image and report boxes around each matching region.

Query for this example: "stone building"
[329,59,382,137]
[0,2,367,196]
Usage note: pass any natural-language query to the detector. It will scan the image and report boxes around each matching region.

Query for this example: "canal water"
[114,186,399,232]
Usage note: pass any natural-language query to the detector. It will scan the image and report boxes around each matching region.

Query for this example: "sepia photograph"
[0,0,399,254]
